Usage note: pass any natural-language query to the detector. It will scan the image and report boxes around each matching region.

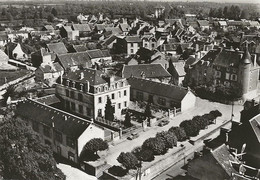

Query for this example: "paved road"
[101,97,243,166]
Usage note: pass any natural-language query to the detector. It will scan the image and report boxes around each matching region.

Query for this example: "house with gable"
[56,68,130,119]
[115,36,142,56]
[15,99,105,164]
[72,24,91,38]
[122,64,172,83]
[127,77,196,112]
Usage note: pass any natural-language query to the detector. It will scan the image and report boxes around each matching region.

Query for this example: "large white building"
[56,68,130,120]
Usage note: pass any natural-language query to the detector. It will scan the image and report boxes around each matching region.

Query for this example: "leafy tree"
[156,131,177,149]
[51,8,58,17]
[117,152,139,170]
[192,115,209,129]
[47,14,54,22]
[105,97,114,121]
[168,126,187,141]
[142,137,166,155]
[0,113,65,180]
[136,149,154,162]
[124,111,131,127]
[209,110,222,118]
[6,13,13,22]
[82,138,108,155]
[144,103,152,118]
[180,120,200,137]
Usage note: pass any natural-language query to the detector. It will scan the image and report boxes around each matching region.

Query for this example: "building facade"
[56,68,130,120]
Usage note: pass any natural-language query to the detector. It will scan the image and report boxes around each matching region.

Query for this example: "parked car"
[158,120,169,127]
[127,133,139,140]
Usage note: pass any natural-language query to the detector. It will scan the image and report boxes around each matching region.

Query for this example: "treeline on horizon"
[0,1,259,28]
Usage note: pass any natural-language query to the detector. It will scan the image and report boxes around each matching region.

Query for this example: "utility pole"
[231,100,234,122]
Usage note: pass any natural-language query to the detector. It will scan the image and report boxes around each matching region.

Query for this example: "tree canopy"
[117,152,139,170]
[105,97,114,121]
[82,138,108,154]
[0,112,65,180]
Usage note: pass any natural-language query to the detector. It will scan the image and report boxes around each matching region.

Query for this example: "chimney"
[79,72,84,80]
[85,80,89,92]
[240,32,245,40]
[52,122,55,128]
[64,116,67,121]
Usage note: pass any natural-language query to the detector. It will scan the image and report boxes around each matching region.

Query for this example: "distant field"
[0,69,30,86]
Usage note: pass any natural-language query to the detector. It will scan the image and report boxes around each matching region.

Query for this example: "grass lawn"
[0,69,30,86]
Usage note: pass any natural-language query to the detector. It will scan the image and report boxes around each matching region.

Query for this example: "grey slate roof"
[127,77,189,101]
[16,99,91,139]
[47,42,68,55]
[122,64,171,79]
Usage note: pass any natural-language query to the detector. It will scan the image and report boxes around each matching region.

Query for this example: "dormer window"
[226,67,230,72]
[72,81,76,88]
[80,84,84,91]
[67,80,70,86]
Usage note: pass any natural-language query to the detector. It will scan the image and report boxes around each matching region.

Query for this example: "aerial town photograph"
[0,0,259,179]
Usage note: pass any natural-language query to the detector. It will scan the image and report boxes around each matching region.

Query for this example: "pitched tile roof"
[86,49,105,59]
[128,77,189,101]
[104,27,122,35]
[101,35,117,46]
[47,42,68,55]
[72,24,91,32]
[122,64,171,79]
[249,114,260,143]
[173,61,186,77]
[213,49,244,67]
[125,36,142,43]
[101,49,111,57]
[64,68,123,86]
[57,52,91,70]
[211,144,239,177]
[35,94,61,105]
[119,23,130,32]
[73,44,88,52]
[197,20,209,27]
[15,99,91,139]
[95,24,105,31]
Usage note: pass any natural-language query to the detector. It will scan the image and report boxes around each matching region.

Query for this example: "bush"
[156,131,177,148]
[137,149,154,162]
[192,116,209,130]
[168,126,187,141]
[108,166,127,177]
[201,113,216,124]
[142,137,167,155]
[180,120,200,137]
[117,152,139,170]
[82,138,108,154]
[210,110,222,118]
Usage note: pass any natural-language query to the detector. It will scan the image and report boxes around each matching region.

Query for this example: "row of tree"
[116,110,222,172]
[208,5,253,20]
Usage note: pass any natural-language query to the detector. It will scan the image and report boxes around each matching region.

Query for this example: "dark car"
[158,120,170,127]
[127,133,139,140]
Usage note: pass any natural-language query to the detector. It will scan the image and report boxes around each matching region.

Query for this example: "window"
[32,121,39,132]
[124,90,127,96]
[54,130,62,143]
[43,126,51,138]
[98,97,102,103]
[80,84,84,91]
[67,137,75,148]
[215,71,221,78]
[57,146,61,155]
[98,109,102,117]
[158,98,166,106]
[66,89,69,97]
[130,42,134,47]
[130,49,134,54]
[78,93,83,101]
[87,107,91,116]
[124,101,127,107]
[136,91,143,101]
[225,73,230,80]
[170,101,177,108]
[79,105,83,114]
[70,91,74,98]
[231,74,237,81]
[66,100,70,109]
[118,103,121,109]
[118,91,121,98]
[151,43,155,48]
[68,152,75,161]
[226,67,230,72]
[224,81,230,87]
[71,102,75,111]
[112,93,115,99]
